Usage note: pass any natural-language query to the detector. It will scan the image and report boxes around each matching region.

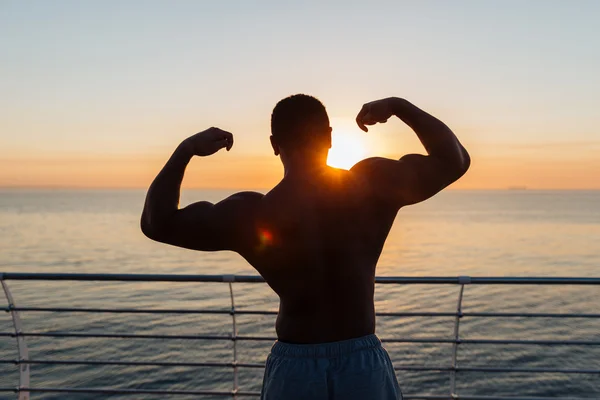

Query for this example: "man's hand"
[355,97,399,132]
[181,127,234,157]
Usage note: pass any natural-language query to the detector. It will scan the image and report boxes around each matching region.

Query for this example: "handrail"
[1,359,598,374]
[1,272,599,399]
[2,272,600,285]
[4,306,600,319]
[1,332,599,346]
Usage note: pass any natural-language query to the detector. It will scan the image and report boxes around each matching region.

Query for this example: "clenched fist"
[355,97,401,132]
[181,127,234,157]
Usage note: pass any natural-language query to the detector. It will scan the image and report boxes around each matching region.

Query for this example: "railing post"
[227,280,239,399]
[450,276,469,399]
[1,277,30,400]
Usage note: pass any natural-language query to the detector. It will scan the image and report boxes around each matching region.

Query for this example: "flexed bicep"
[144,192,264,252]
[352,97,470,208]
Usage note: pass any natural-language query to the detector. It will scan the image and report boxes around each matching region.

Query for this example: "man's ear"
[270,136,280,156]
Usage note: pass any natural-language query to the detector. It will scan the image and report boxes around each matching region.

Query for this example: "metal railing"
[1,272,599,400]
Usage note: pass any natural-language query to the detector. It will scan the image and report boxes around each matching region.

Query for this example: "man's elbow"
[458,148,471,176]
[140,218,155,240]
[450,146,470,181]
[440,151,470,190]
[140,217,166,242]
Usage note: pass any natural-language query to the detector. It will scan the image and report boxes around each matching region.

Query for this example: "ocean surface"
[0,189,599,399]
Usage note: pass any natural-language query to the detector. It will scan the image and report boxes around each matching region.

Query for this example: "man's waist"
[271,333,381,358]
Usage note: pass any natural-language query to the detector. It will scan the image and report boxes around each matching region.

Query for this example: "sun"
[326,129,368,170]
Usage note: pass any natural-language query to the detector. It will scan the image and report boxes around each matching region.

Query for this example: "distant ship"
[507,185,528,190]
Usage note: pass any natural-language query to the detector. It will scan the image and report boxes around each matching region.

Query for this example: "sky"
[1,0,599,189]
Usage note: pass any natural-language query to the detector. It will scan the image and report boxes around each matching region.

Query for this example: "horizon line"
[1,186,599,192]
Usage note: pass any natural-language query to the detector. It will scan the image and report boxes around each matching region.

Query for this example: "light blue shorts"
[260,334,402,400]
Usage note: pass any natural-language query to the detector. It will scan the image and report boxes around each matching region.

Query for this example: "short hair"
[271,94,330,148]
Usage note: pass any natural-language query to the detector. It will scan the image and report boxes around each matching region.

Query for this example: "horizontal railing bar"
[457,366,600,374]
[382,338,600,345]
[6,306,600,319]
[0,390,590,400]
[456,397,597,400]
[2,359,597,374]
[459,339,600,346]
[383,337,600,345]
[0,388,445,400]
[380,311,600,318]
[0,272,264,283]
[372,398,449,400]
[381,397,595,400]
[382,338,457,343]
[400,398,464,400]
[463,312,600,318]
[395,366,600,374]
[0,332,226,340]
[0,359,265,368]
[2,332,599,346]
[377,312,457,317]
[0,332,274,341]
[2,306,279,316]
[402,397,460,400]
[3,307,236,315]
[3,272,600,285]
[385,338,600,346]
[376,277,600,285]
[0,387,259,396]
[234,310,278,315]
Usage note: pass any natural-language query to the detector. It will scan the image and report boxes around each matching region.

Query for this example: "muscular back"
[141,98,470,344]
[237,166,398,343]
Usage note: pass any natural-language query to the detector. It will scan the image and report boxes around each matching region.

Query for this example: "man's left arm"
[141,127,262,252]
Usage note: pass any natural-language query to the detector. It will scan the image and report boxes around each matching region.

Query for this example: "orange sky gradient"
[2,148,599,190]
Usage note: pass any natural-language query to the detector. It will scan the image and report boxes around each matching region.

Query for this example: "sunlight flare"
[326,129,368,170]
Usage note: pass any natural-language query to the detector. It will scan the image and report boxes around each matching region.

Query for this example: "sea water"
[0,189,599,398]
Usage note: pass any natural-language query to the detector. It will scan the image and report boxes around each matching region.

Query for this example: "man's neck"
[281,151,329,179]
[283,159,330,178]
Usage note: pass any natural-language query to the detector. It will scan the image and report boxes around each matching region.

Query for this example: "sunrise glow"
[1,2,599,189]
[327,130,368,170]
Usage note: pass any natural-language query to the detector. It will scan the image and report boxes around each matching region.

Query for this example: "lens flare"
[257,228,274,251]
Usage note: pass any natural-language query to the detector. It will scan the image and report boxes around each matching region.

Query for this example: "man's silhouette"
[141,95,470,400]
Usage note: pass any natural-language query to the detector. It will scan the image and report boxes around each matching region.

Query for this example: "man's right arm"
[352,97,471,207]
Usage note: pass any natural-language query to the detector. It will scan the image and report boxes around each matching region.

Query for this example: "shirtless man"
[141,95,470,399]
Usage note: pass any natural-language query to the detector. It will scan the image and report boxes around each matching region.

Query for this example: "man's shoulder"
[226,191,265,201]
[214,191,264,230]
[349,157,392,190]
[349,157,405,210]
[221,191,265,211]
[350,157,395,175]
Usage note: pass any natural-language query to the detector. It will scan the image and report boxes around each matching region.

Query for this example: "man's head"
[270,94,332,161]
